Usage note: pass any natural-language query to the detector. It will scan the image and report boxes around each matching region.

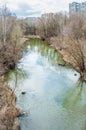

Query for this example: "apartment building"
[69,1,86,15]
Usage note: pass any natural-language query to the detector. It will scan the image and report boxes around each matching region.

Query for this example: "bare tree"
[0,4,11,44]
[36,12,68,40]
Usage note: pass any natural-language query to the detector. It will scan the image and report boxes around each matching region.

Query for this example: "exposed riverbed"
[7,39,86,130]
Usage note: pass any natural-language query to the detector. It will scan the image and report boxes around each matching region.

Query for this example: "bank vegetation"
[0,5,27,129]
[35,13,86,81]
[20,12,86,81]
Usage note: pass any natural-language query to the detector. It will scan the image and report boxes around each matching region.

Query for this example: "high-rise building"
[69,1,86,15]
[81,2,86,15]
[69,2,81,14]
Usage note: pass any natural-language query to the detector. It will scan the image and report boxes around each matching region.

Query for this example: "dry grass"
[50,36,86,81]
[0,37,27,129]
[0,37,27,76]
[0,77,20,130]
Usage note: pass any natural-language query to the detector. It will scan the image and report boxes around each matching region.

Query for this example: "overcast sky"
[0,0,85,17]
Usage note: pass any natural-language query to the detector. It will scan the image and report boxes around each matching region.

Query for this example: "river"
[7,39,86,130]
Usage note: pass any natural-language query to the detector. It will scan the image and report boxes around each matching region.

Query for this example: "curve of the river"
[7,39,86,130]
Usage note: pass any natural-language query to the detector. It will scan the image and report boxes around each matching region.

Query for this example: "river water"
[7,39,86,130]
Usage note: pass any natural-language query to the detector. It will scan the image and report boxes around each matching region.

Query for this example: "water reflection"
[63,80,84,109]
[7,69,28,91]
[27,39,65,67]
[63,80,86,130]
[7,39,86,130]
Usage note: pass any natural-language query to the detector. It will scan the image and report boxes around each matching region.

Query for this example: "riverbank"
[0,37,28,76]
[0,37,28,130]
[49,36,86,81]
[0,77,20,130]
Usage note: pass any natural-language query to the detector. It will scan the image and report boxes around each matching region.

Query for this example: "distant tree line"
[36,13,86,40]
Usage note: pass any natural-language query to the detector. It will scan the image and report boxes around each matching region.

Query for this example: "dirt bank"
[0,37,28,130]
[50,37,86,81]
[0,77,20,130]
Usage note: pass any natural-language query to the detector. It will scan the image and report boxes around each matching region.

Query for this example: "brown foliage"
[0,78,20,130]
[50,36,85,79]
[0,45,14,75]
[38,12,86,80]
[0,40,24,76]
[36,13,64,39]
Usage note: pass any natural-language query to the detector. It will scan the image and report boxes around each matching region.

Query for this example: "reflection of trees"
[7,68,28,89]
[63,80,85,109]
[7,68,27,104]
[29,38,65,67]
[63,81,86,130]
[81,121,86,130]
